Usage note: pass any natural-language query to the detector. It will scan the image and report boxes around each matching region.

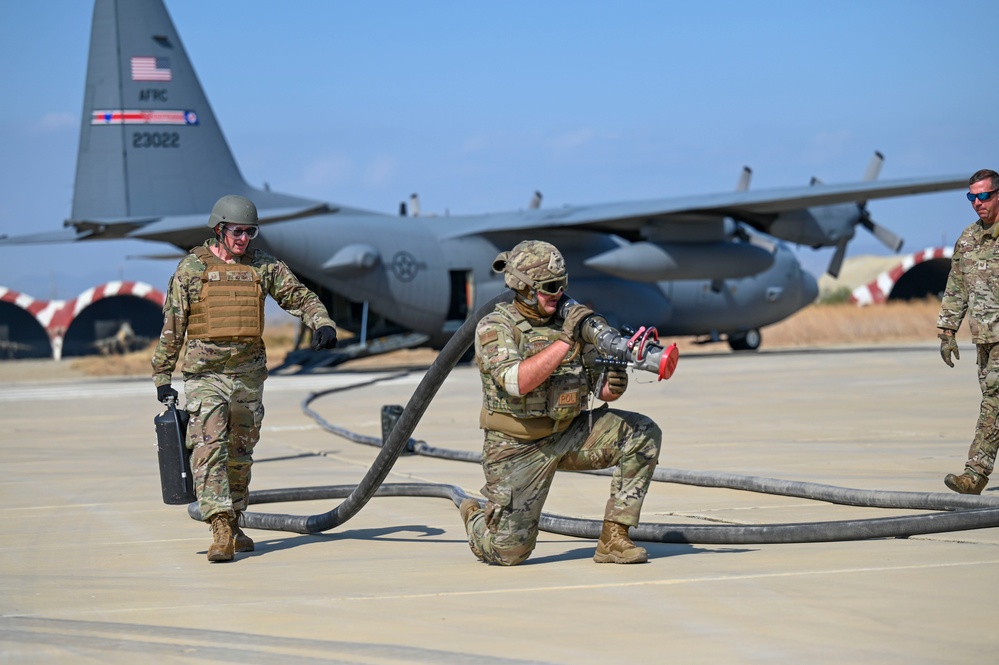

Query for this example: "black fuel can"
[154,398,196,505]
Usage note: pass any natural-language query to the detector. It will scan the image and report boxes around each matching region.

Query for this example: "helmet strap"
[506,264,538,292]
[212,226,241,262]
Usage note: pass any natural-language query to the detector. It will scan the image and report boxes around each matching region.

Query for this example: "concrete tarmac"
[1,343,998,663]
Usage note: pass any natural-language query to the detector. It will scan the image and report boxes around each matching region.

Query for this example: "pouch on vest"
[479,406,571,440]
[546,372,583,421]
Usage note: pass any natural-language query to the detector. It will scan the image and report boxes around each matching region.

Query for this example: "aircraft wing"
[442,174,966,236]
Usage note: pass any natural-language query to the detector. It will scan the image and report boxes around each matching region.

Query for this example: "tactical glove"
[939,330,959,368]
[605,368,629,396]
[312,325,338,350]
[559,302,594,345]
[157,384,179,404]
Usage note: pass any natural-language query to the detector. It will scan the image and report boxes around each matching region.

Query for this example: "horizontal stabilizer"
[125,252,189,261]
[0,202,340,250]
[131,203,337,239]
[259,203,338,224]
[0,228,95,245]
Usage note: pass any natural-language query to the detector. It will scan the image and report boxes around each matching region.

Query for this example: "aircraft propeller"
[824,151,904,278]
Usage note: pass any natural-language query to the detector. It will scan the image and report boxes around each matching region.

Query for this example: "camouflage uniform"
[152,239,335,520]
[938,219,999,479]
[469,301,662,566]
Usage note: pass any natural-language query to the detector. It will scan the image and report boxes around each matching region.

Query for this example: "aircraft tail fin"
[71,0,315,223]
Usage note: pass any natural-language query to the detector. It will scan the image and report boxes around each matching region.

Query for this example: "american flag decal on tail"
[131,56,172,81]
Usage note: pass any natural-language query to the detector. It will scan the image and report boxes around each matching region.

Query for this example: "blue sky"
[0,1,994,302]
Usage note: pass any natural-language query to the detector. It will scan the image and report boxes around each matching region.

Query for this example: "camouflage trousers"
[184,370,266,520]
[467,405,662,566]
[964,342,999,478]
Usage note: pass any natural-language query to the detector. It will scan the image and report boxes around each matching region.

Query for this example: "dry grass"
[69,324,305,378]
[730,298,953,350]
[660,298,953,356]
[763,298,946,348]
[70,299,955,377]
[71,352,158,378]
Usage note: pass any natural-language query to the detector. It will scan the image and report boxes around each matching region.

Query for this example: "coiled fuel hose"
[189,290,999,543]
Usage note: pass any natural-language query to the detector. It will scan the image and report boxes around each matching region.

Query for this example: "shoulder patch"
[478,329,499,345]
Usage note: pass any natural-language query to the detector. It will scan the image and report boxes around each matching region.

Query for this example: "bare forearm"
[517,340,571,393]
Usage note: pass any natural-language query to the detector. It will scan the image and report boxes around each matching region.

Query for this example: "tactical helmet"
[492,240,567,294]
[207,195,259,229]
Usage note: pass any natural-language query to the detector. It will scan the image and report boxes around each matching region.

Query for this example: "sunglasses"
[967,189,999,203]
[224,224,259,239]
[536,278,567,296]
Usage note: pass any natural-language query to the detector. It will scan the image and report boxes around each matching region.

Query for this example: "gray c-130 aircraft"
[2,0,967,354]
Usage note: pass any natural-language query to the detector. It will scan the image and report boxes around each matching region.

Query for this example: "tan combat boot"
[207,513,235,562]
[593,520,648,564]
[944,471,988,495]
[459,498,485,561]
[233,511,255,553]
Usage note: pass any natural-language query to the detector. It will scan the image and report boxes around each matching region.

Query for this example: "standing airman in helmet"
[151,194,339,562]
[461,239,663,565]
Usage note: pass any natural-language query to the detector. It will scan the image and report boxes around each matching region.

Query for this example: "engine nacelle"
[584,241,773,281]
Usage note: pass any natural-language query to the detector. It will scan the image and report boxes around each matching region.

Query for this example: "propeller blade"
[826,238,849,278]
[862,218,904,253]
[864,151,885,182]
[736,166,752,192]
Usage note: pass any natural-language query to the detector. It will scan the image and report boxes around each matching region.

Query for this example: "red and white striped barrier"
[0,281,164,359]
[850,247,952,306]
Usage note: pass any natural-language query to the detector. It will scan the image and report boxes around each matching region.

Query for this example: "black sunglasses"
[967,189,999,203]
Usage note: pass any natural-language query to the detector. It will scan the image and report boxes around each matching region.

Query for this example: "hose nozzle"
[558,296,678,381]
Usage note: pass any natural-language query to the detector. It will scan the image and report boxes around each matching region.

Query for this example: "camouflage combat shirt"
[476,302,600,421]
[938,219,999,344]
[151,239,335,386]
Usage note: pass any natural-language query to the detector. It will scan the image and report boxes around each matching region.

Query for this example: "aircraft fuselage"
[256,210,818,343]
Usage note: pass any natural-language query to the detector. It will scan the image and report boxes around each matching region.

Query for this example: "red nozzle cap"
[658,343,679,381]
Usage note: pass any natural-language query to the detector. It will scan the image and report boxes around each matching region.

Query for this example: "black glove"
[157,384,179,404]
[605,368,628,396]
[939,331,959,368]
[312,325,338,350]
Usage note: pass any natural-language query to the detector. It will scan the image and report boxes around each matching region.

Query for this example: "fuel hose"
[189,290,999,544]
[299,414,999,543]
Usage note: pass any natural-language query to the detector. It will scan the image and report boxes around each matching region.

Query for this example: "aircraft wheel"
[728,328,761,351]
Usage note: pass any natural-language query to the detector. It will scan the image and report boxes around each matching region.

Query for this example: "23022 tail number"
[132,132,180,148]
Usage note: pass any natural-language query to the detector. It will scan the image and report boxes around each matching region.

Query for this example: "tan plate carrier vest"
[479,302,589,440]
[187,246,264,341]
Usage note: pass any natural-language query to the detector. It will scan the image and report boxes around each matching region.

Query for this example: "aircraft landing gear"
[728,328,761,351]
